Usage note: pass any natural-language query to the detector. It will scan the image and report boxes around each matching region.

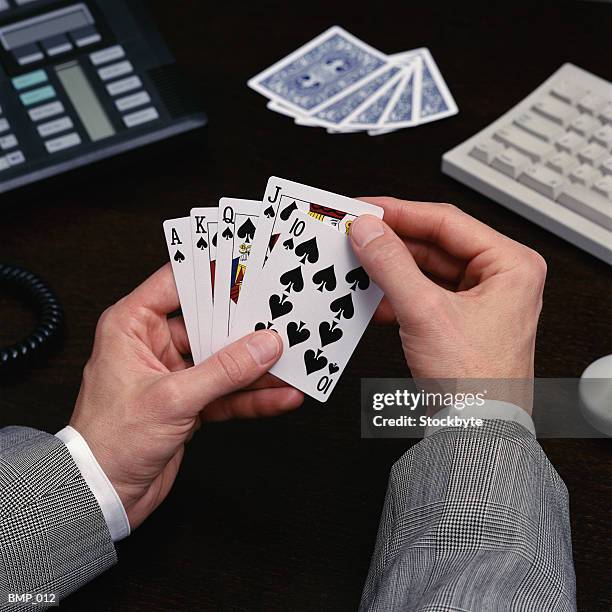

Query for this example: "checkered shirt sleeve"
[360,420,576,611]
[0,427,117,610]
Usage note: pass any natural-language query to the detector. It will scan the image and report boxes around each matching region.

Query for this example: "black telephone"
[0,0,207,194]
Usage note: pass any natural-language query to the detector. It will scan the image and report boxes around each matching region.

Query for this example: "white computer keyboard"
[442,63,612,265]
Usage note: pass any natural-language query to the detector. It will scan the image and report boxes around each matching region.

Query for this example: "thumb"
[163,330,283,416]
[349,214,436,320]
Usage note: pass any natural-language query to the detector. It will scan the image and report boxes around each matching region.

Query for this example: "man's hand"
[350,198,547,412]
[69,264,303,530]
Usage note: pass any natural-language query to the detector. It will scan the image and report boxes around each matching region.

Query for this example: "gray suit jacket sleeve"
[0,427,117,611]
[360,420,576,612]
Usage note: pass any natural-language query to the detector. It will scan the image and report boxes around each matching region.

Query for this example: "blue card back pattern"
[256,29,387,112]
[349,78,401,125]
[312,65,401,125]
[420,62,448,118]
[387,72,415,123]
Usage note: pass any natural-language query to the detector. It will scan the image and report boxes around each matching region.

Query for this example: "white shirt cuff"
[56,425,130,542]
[424,399,536,438]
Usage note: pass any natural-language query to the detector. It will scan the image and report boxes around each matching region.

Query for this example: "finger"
[167,316,190,355]
[358,197,510,261]
[350,215,442,322]
[161,330,284,416]
[403,237,466,283]
[123,263,180,315]
[247,373,291,390]
[202,386,304,422]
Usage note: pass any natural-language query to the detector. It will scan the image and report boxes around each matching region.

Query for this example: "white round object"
[579,355,612,436]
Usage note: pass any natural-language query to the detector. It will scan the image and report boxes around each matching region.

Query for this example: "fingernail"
[247,331,281,365]
[351,215,385,247]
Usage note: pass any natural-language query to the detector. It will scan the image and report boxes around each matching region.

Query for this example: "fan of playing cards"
[163,178,384,402]
[248,26,458,135]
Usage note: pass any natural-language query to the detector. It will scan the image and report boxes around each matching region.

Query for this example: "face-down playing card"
[231,212,383,402]
[236,177,384,326]
[247,25,389,117]
[190,207,217,361]
[211,198,261,352]
[163,217,201,363]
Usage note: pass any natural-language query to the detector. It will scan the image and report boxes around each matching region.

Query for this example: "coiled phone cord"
[0,264,63,371]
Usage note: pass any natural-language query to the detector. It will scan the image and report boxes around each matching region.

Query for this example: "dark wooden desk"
[2,1,611,609]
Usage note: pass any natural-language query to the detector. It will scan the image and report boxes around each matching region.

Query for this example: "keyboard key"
[41,34,72,57]
[123,107,159,127]
[98,61,133,82]
[37,117,74,137]
[90,45,125,66]
[555,131,586,155]
[558,184,612,230]
[599,104,612,125]
[592,176,612,199]
[578,92,607,115]
[532,96,578,126]
[546,151,579,176]
[550,80,587,105]
[20,85,56,106]
[115,91,151,112]
[0,0,9,11]
[6,150,25,166]
[590,125,612,149]
[491,148,532,179]
[0,156,9,171]
[28,101,65,122]
[569,114,599,138]
[519,164,566,199]
[569,163,602,187]
[493,125,553,162]
[469,139,504,164]
[513,112,562,142]
[0,118,9,133]
[45,132,81,153]
[106,76,142,96]
[577,142,608,165]
[12,69,47,90]
[599,157,612,176]
[0,135,18,150]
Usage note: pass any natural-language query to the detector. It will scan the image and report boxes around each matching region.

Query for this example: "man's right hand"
[349,198,547,411]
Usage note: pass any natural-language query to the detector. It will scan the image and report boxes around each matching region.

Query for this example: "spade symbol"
[294,237,319,265]
[280,266,304,293]
[328,363,339,374]
[304,348,328,375]
[312,265,336,292]
[196,237,208,250]
[269,294,293,319]
[287,321,310,347]
[237,218,256,243]
[222,227,233,240]
[280,201,298,221]
[173,250,185,263]
[345,266,370,291]
[319,321,343,346]
[264,205,275,218]
[255,321,274,330]
[212,232,218,247]
[283,238,294,250]
[330,293,355,320]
